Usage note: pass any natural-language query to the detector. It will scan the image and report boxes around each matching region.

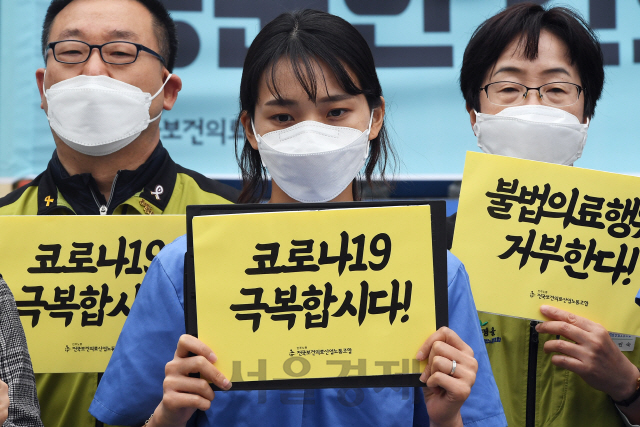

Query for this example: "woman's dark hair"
[460,3,604,119]
[42,0,178,72]
[235,9,396,203]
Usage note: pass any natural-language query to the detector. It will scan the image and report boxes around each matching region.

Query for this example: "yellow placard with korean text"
[453,152,640,336]
[192,206,435,384]
[0,216,185,373]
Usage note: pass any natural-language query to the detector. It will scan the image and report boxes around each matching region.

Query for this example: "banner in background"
[452,152,640,336]
[0,216,185,373]
[1,0,639,182]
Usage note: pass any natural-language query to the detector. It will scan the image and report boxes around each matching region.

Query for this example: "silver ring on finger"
[449,360,457,376]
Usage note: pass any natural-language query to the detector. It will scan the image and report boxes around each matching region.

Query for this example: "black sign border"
[185,200,448,390]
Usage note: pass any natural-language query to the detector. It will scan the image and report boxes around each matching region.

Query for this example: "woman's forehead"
[258,57,359,103]
[504,32,571,66]
[487,31,578,82]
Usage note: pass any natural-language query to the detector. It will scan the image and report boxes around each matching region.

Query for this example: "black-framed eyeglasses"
[46,40,166,66]
[479,81,584,108]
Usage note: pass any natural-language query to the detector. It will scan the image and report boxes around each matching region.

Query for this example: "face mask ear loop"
[585,116,590,127]
[42,70,53,123]
[42,69,48,99]
[364,110,375,161]
[250,118,260,140]
[251,119,269,169]
[151,73,173,99]
[471,109,483,136]
[148,74,173,123]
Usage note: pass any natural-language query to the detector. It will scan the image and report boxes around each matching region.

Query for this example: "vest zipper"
[88,175,117,427]
[90,173,119,215]
[526,320,539,427]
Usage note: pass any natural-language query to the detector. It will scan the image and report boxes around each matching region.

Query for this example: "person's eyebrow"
[56,28,83,40]
[264,98,297,106]
[493,66,572,78]
[492,66,524,77]
[107,29,139,41]
[54,28,139,41]
[317,94,356,103]
[540,67,572,77]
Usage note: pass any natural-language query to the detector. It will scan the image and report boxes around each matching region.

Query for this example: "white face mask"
[252,113,373,203]
[474,105,589,165]
[43,72,171,156]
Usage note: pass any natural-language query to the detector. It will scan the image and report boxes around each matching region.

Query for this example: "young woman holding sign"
[90,10,506,427]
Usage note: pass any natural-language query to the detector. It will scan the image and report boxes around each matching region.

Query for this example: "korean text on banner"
[452,152,640,336]
[0,216,185,373]
[192,206,436,385]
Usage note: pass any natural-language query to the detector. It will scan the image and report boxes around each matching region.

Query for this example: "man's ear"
[240,111,258,150]
[369,96,385,140]
[466,102,478,135]
[36,68,46,111]
[162,71,182,111]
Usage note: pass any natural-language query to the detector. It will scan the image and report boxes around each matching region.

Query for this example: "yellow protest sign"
[453,152,640,336]
[191,205,442,387]
[0,216,185,373]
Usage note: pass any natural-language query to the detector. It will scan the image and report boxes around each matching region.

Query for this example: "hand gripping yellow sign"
[188,203,447,389]
[0,216,185,373]
[453,152,640,336]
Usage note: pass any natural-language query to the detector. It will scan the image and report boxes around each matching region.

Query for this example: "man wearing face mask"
[448,3,640,427]
[0,1,237,426]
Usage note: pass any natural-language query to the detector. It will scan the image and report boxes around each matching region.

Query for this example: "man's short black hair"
[460,3,604,119]
[41,0,178,72]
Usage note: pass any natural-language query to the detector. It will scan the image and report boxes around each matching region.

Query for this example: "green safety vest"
[0,149,237,427]
[481,313,637,427]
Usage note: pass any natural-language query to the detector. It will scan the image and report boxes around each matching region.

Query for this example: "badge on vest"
[151,185,163,200]
[610,333,636,352]
[139,199,154,215]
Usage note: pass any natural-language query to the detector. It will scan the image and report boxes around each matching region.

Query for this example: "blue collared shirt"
[90,235,506,427]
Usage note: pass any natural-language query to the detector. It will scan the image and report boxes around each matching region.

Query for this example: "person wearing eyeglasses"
[0,1,238,426]
[449,3,640,427]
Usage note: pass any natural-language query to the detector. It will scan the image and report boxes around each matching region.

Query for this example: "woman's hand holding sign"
[536,305,640,424]
[149,334,232,427]
[417,327,478,427]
